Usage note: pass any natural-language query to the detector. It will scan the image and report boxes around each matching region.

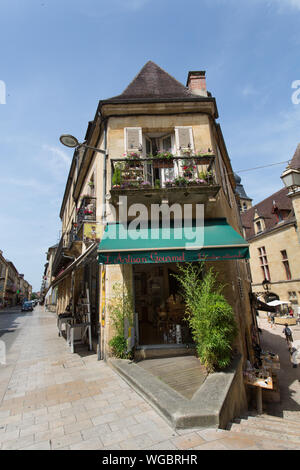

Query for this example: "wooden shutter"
[175,127,194,152]
[124,127,142,152]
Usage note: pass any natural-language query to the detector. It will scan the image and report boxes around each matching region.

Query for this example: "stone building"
[235,173,252,212]
[241,144,300,309]
[50,62,261,419]
[0,250,32,307]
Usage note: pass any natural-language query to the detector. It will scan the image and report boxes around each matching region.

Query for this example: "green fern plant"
[108,283,134,359]
[174,263,237,371]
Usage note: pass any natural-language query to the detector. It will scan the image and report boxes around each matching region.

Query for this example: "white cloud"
[42,144,71,167]
[241,85,259,97]
[271,0,300,10]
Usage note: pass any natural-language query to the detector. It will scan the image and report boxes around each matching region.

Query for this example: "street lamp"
[281,167,300,193]
[59,134,106,154]
[262,279,270,292]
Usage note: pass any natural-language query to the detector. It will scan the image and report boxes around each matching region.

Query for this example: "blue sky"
[0,0,300,290]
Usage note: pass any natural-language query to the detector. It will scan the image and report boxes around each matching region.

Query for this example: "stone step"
[232,418,300,436]
[229,422,300,444]
[224,429,299,450]
[245,414,300,429]
[247,412,300,427]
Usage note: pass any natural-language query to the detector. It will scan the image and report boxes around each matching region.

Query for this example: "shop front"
[98,218,250,355]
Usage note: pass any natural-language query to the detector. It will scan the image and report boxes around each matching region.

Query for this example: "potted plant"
[124,152,142,168]
[181,160,196,178]
[174,176,188,187]
[151,151,174,169]
[141,181,152,189]
[165,179,175,188]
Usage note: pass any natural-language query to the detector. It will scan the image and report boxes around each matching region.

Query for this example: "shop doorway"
[133,263,194,346]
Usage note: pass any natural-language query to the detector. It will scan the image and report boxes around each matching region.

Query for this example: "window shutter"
[125,127,142,152]
[175,127,194,151]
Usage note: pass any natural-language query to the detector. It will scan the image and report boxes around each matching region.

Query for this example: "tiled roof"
[290,143,300,170]
[241,187,293,240]
[105,61,197,101]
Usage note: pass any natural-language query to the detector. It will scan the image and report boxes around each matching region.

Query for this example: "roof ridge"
[106,60,195,101]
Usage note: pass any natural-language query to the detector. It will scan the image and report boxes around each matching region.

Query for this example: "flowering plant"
[174,176,189,186]
[141,181,151,187]
[153,151,174,160]
[195,148,213,156]
[124,152,141,160]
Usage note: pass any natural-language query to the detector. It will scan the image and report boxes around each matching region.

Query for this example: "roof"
[241,187,294,240]
[290,143,300,170]
[104,61,200,102]
[234,173,252,201]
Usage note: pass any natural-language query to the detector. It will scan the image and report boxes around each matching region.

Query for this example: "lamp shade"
[59,134,79,148]
[281,168,300,188]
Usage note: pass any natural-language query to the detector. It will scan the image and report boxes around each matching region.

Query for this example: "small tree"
[108,283,134,359]
[175,263,237,371]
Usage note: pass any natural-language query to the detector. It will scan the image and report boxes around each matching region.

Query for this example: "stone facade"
[242,144,300,311]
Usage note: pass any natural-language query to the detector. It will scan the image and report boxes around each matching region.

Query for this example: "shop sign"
[98,247,249,265]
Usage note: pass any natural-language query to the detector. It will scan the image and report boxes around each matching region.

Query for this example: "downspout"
[98,115,108,360]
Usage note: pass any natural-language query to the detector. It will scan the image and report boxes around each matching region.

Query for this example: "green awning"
[97,218,249,265]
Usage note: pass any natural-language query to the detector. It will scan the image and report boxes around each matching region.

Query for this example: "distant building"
[241,144,300,308]
[234,173,252,212]
[0,250,32,307]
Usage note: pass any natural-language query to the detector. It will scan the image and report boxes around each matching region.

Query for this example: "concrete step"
[229,422,300,444]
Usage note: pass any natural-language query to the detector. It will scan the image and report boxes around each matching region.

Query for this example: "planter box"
[153,159,174,169]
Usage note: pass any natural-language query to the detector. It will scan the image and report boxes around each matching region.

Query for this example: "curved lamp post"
[59,134,106,154]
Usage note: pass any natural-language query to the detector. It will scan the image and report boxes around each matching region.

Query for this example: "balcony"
[110,154,220,205]
[52,233,71,277]
[76,197,96,226]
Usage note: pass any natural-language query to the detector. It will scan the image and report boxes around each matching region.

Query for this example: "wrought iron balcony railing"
[76,197,97,226]
[111,155,217,191]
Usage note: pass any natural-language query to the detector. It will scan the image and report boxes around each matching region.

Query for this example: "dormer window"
[256,221,262,233]
[253,209,265,235]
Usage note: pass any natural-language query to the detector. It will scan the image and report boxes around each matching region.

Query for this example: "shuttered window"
[175,127,194,153]
[124,127,142,152]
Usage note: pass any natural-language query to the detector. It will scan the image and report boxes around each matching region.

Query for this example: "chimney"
[186,71,207,96]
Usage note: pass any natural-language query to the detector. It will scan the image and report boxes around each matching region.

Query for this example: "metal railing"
[111,155,217,190]
[76,197,96,225]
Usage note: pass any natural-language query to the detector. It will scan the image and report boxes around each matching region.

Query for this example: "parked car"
[21,301,33,312]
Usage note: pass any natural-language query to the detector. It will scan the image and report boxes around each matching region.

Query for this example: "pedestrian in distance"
[270,312,276,328]
[283,323,294,346]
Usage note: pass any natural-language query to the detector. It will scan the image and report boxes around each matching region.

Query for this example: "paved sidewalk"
[1,306,297,450]
[257,313,300,420]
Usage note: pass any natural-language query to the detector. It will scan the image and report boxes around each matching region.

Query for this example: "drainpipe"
[97,114,108,360]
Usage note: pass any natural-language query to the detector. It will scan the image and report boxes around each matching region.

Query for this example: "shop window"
[281,250,292,280]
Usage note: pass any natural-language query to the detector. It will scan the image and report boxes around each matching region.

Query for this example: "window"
[288,291,297,305]
[256,221,262,233]
[281,250,292,280]
[258,246,270,281]
[174,127,194,153]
